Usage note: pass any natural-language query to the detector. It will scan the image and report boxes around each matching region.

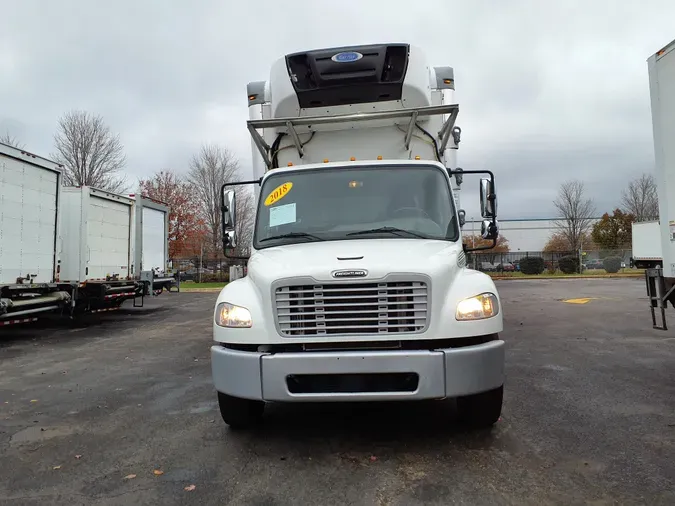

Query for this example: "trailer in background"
[58,186,174,313]
[631,221,662,269]
[128,193,175,294]
[645,37,675,329]
[0,142,71,326]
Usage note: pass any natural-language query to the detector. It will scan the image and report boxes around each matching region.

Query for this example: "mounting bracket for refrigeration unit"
[246,104,460,169]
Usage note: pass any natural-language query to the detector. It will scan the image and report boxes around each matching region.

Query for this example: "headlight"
[456,293,499,321]
[215,302,252,328]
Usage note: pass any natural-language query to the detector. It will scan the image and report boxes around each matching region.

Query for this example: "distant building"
[465,218,603,252]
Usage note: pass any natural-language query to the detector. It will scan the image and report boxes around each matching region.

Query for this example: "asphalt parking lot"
[1,279,674,505]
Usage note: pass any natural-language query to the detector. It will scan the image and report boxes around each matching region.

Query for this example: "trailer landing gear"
[645,268,675,330]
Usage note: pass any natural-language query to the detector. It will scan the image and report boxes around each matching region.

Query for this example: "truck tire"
[456,385,503,429]
[217,392,264,429]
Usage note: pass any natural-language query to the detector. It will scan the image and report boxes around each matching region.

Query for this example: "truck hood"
[246,239,463,286]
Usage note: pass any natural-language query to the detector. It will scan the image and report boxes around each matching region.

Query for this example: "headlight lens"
[456,293,499,321]
[215,302,252,328]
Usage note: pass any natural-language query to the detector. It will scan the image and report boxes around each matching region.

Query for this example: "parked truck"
[212,43,504,430]
[58,186,174,314]
[1,141,174,327]
[0,142,71,325]
[645,37,675,329]
[631,221,662,269]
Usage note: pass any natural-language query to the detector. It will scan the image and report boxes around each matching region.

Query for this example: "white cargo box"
[632,221,662,261]
[59,187,134,282]
[0,142,62,285]
[59,187,170,283]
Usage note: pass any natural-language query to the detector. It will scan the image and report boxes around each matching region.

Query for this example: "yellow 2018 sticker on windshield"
[264,182,293,206]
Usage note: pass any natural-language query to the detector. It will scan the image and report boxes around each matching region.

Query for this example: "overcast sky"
[2,0,675,219]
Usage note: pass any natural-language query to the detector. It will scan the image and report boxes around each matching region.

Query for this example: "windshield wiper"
[346,227,428,239]
[259,232,325,243]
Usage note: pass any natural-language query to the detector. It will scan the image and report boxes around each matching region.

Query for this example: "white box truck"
[645,37,675,329]
[59,186,173,313]
[211,43,504,430]
[631,221,662,269]
[0,142,71,326]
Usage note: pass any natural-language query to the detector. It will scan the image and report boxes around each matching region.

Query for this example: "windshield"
[253,164,459,249]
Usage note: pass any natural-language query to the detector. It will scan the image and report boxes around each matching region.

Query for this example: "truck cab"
[211,43,504,429]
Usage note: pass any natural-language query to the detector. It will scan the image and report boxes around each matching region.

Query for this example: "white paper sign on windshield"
[269,203,297,227]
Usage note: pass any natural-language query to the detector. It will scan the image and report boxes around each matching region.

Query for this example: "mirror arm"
[224,245,250,261]
[464,236,497,253]
[220,177,262,195]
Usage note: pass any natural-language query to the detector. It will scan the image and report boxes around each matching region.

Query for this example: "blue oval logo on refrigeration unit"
[331,51,363,63]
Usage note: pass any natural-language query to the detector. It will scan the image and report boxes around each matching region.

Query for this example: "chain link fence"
[169,255,247,284]
[467,249,635,274]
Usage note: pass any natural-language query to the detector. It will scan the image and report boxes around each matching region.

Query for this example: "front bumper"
[211,340,505,402]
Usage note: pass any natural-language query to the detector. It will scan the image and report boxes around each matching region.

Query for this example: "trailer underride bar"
[247,104,460,169]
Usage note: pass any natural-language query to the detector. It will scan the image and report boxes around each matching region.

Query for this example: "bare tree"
[0,130,25,149]
[553,180,596,252]
[188,144,253,258]
[621,173,659,222]
[52,110,128,192]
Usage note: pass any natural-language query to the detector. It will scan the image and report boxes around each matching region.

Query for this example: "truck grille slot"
[275,281,428,336]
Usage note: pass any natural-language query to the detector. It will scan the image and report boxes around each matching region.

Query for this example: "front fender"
[436,268,503,337]
[213,277,271,344]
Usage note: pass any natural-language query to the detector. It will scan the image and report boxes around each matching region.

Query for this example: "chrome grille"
[275,281,428,337]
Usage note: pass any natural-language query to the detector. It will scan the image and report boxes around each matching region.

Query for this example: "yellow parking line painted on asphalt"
[563,297,598,304]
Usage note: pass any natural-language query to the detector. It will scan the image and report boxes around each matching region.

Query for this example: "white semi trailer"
[58,186,174,314]
[212,43,504,430]
[631,221,662,269]
[0,142,71,325]
[645,37,675,330]
[0,141,174,327]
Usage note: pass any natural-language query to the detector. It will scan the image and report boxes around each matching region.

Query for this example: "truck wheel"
[217,392,264,429]
[456,385,503,429]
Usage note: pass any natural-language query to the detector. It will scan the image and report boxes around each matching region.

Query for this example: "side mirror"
[222,189,237,231]
[481,219,499,240]
[480,178,497,218]
[457,209,466,228]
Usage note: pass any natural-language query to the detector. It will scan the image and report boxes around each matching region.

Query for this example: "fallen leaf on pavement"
[123,474,137,480]
[184,485,196,491]
[153,470,164,476]
[52,465,61,470]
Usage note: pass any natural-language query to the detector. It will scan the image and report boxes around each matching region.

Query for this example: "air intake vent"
[275,279,428,337]
[285,44,410,108]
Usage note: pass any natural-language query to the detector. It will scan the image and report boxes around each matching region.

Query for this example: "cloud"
[1,0,674,217]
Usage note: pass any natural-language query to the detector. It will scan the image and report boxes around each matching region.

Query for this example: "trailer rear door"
[87,194,132,279]
[141,206,166,271]
[0,151,60,284]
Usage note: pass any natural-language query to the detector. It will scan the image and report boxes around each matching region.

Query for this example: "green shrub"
[520,257,545,275]
[197,273,229,283]
[558,256,580,274]
[603,256,622,273]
